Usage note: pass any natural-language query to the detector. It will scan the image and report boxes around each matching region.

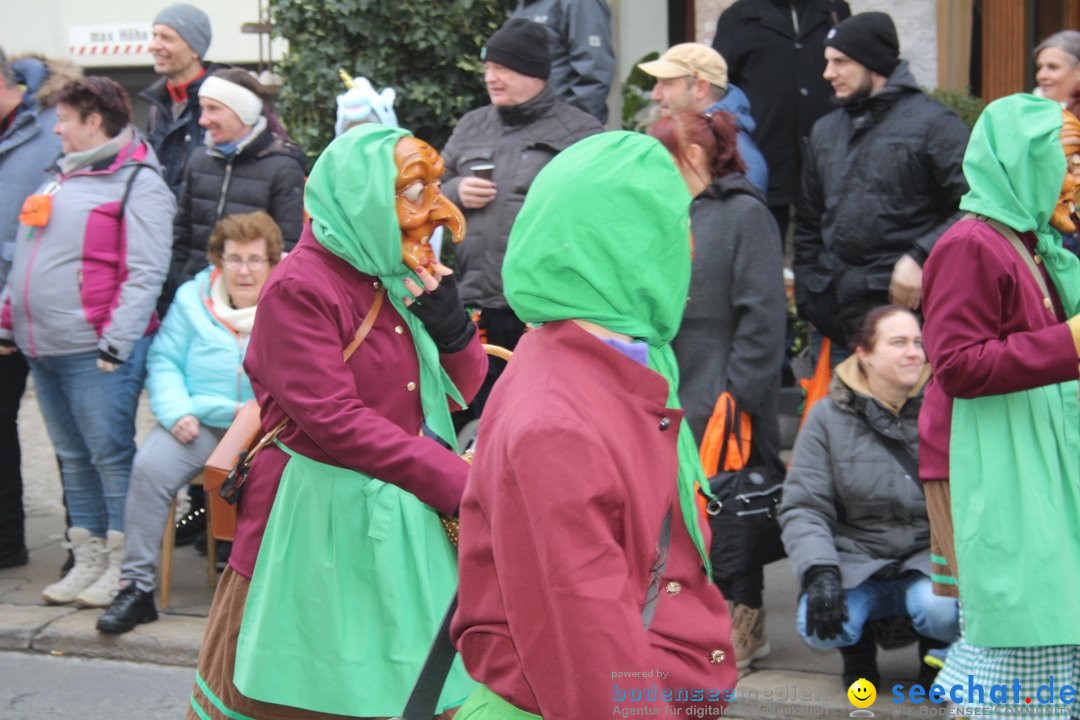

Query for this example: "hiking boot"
[75,530,124,607]
[42,528,106,604]
[730,603,770,668]
[840,629,881,689]
[96,584,158,634]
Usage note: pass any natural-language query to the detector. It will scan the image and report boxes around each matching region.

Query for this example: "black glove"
[407,273,475,353]
[804,565,847,641]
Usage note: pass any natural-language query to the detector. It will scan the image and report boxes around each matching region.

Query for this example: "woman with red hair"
[649,110,787,668]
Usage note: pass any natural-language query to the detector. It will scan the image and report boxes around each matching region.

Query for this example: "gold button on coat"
[665,581,681,596]
[709,649,726,664]
[394,325,405,335]
[406,382,417,392]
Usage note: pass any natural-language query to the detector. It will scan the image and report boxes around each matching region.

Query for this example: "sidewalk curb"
[0,601,922,719]
[0,603,204,667]
[731,668,914,718]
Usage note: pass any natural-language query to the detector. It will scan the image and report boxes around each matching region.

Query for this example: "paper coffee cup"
[470,164,495,181]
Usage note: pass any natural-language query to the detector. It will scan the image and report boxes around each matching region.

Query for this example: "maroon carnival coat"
[230,226,487,577]
[451,320,736,719]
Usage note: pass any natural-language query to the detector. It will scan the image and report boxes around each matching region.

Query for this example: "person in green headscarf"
[920,94,1080,714]
[187,123,486,720]
[450,131,736,720]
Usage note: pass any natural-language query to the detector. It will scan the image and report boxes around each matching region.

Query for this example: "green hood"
[502,131,712,573]
[305,124,464,447]
[960,93,1080,314]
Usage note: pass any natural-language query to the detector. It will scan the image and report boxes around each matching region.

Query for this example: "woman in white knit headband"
[159,67,307,317]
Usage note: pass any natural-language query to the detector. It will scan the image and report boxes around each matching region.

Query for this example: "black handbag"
[700,393,787,576]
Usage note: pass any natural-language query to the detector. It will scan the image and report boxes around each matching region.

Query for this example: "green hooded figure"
[503,130,711,568]
[947,94,1080,647]
[231,124,476,716]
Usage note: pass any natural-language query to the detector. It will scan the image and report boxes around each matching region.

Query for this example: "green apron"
[950,386,1080,646]
[456,685,543,720]
[947,94,1080,647]
[233,441,474,716]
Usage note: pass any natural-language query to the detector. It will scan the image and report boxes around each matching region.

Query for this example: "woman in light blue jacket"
[93,211,282,628]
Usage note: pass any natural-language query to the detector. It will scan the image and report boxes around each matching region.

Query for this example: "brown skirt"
[187,567,459,720]
[188,566,367,720]
[925,480,960,598]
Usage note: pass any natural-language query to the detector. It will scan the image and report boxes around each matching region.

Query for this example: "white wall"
[0,0,285,67]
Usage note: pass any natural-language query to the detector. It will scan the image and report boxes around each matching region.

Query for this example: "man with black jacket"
[793,12,969,353]
[440,18,601,415]
[140,4,220,197]
[713,0,851,238]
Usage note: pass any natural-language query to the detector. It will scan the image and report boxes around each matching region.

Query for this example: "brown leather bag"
[203,288,386,541]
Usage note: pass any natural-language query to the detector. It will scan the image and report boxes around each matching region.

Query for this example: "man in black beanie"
[440,17,601,417]
[794,10,970,360]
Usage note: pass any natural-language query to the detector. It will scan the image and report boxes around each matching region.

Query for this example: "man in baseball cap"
[639,42,767,193]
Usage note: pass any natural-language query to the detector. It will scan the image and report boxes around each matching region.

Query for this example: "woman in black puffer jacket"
[160,67,306,312]
[780,306,958,688]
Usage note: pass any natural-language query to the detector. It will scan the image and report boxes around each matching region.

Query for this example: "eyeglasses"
[223,256,269,271]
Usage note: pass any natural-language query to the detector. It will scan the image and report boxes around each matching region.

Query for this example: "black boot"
[917,635,949,687]
[96,584,158,634]
[173,505,206,547]
[840,629,881,689]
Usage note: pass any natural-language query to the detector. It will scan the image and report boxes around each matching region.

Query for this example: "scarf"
[58,126,134,175]
[208,268,256,336]
[502,131,712,573]
[304,123,464,450]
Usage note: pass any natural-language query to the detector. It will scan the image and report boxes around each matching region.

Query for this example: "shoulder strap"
[641,506,673,630]
[878,433,921,493]
[244,288,387,467]
[344,288,386,360]
[965,213,1054,311]
[118,162,159,219]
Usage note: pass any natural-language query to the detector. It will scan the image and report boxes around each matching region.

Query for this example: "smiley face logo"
[847,677,877,709]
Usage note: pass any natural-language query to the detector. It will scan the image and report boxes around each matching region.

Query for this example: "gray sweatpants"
[121,423,224,593]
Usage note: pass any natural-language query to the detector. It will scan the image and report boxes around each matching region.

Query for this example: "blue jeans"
[796,574,959,649]
[28,336,150,536]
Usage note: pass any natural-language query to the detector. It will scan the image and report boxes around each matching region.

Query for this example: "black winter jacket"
[139,65,225,198]
[793,62,969,346]
[713,0,850,206]
[780,356,931,589]
[441,86,601,310]
[161,118,306,311]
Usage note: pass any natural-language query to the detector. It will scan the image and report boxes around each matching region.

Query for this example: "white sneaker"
[75,530,125,608]
[42,528,107,605]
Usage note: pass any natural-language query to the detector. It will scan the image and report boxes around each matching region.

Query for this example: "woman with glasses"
[95,211,282,632]
[0,76,174,607]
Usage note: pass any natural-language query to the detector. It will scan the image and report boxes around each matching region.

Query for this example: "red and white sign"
[69,24,152,57]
